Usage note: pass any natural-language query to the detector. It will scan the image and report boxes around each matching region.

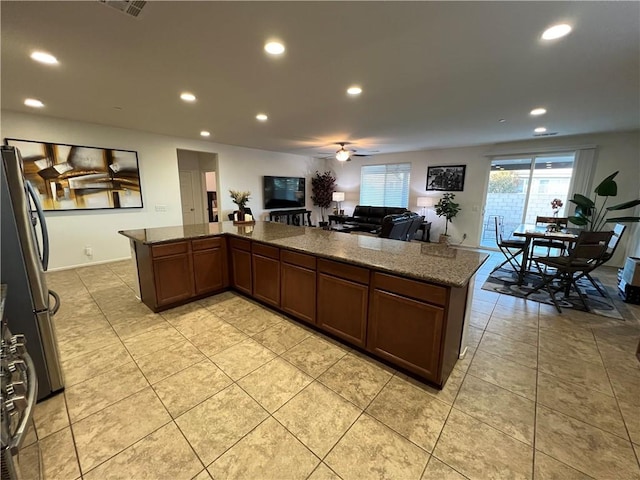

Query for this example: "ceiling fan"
[320,142,372,162]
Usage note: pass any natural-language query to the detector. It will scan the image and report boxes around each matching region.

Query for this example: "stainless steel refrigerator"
[1,145,64,400]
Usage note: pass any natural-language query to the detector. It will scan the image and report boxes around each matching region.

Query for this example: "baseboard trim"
[47,256,132,272]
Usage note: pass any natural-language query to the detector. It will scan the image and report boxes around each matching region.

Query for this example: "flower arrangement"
[551,198,563,217]
[229,190,251,211]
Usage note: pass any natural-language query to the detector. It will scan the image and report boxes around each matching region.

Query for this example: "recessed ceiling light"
[30,51,58,65]
[530,108,547,116]
[541,24,572,40]
[200,131,210,137]
[264,41,285,55]
[24,98,44,108]
[534,127,547,133]
[498,118,506,123]
[347,86,362,96]
[256,113,268,121]
[180,92,196,102]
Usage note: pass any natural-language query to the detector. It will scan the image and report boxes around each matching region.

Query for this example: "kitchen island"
[119,221,488,387]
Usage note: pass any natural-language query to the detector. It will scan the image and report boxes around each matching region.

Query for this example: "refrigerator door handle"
[48,289,60,316]
[25,180,49,271]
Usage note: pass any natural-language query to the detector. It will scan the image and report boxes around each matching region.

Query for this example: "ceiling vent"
[98,0,147,18]
[533,132,558,137]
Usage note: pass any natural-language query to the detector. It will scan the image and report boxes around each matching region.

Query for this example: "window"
[360,163,411,207]
[481,153,575,247]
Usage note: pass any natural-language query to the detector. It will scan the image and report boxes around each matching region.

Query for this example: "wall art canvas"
[5,138,143,211]
[426,165,466,191]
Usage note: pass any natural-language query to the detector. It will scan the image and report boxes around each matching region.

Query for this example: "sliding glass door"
[480,153,575,248]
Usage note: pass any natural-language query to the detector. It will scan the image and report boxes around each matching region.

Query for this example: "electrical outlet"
[84,246,93,256]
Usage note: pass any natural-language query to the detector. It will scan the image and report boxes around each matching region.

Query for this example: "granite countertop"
[119,222,489,288]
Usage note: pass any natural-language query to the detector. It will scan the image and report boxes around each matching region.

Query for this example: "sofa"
[345,205,409,232]
[378,213,424,241]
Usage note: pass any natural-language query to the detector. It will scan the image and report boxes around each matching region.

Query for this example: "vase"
[237,209,245,221]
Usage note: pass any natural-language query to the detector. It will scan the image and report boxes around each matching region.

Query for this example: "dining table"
[511,224,579,285]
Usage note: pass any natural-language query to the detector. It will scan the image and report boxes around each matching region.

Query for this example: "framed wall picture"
[426,165,466,192]
[5,138,143,211]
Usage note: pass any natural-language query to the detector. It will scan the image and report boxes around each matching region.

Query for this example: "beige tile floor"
[22,254,640,480]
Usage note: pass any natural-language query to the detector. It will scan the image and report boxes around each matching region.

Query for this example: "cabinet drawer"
[192,237,222,251]
[281,250,316,270]
[372,272,447,307]
[252,242,280,260]
[318,259,369,285]
[229,237,251,252]
[151,241,189,258]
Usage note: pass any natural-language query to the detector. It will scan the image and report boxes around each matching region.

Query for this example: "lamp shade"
[417,197,435,207]
[332,192,345,202]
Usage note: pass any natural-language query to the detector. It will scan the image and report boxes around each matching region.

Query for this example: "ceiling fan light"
[336,149,350,162]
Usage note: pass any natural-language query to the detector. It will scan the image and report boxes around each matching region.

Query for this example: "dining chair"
[491,216,526,273]
[531,215,569,257]
[572,223,626,297]
[525,230,614,312]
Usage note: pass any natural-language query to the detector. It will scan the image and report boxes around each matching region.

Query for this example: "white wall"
[1,111,321,269]
[329,130,639,266]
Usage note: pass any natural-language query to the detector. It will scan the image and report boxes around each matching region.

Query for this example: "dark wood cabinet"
[317,259,369,347]
[151,242,194,307]
[252,243,280,307]
[230,237,252,295]
[281,259,316,324]
[129,232,471,388]
[192,237,228,295]
[367,289,444,382]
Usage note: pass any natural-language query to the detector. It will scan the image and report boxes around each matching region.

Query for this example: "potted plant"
[229,189,251,221]
[434,193,461,242]
[311,171,336,227]
[568,171,640,230]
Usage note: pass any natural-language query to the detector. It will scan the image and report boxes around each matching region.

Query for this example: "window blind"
[359,163,411,207]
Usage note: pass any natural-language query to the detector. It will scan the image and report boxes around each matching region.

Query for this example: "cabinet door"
[317,273,368,347]
[193,248,225,295]
[252,254,280,307]
[367,289,444,382]
[231,248,252,295]
[153,253,194,306]
[281,263,316,324]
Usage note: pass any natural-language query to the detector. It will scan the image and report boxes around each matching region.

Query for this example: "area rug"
[482,267,625,320]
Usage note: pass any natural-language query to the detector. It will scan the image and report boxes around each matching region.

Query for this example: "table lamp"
[417,196,436,219]
[332,191,345,214]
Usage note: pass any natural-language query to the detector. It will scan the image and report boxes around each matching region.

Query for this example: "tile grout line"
[592,334,639,451]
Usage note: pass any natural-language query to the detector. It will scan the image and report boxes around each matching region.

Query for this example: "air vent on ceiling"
[98,0,147,18]
[533,132,558,137]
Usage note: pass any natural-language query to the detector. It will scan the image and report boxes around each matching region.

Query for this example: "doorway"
[176,149,218,225]
[481,153,575,248]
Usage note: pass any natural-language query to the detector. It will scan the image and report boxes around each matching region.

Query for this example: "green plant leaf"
[605,216,640,223]
[594,171,619,196]
[606,199,640,211]
[568,215,589,226]
[574,206,591,217]
[570,194,595,208]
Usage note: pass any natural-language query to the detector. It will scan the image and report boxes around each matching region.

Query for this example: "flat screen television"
[263,176,306,209]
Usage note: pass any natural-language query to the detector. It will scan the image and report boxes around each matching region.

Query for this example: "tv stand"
[269,208,312,226]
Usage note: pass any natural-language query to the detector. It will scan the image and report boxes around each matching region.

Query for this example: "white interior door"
[179,170,196,225]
